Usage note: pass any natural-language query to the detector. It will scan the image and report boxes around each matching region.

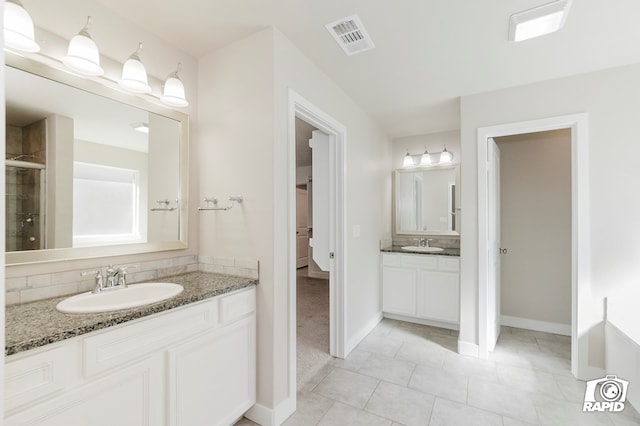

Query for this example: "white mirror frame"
[393,167,459,236]
[5,53,189,265]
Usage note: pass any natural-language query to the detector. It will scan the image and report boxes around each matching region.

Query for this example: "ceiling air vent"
[325,14,375,56]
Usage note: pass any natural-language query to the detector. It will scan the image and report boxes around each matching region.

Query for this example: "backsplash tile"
[199,256,259,280]
[392,235,460,249]
[5,254,260,306]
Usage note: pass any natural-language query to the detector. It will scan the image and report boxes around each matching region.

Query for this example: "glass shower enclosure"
[5,158,46,251]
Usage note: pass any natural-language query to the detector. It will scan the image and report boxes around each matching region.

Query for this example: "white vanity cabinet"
[381,252,459,327]
[4,286,256,426]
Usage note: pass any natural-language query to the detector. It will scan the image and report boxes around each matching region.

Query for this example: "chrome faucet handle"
[81,270,104,293]
[115,265,138,288]
[426,238,434,247]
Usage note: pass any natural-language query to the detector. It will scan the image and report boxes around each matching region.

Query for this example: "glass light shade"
[420,150,432,166]
[119,45,151,93]
[440,148,453,164]
[63,18,104,76]
[402,152,415,168]
[4,0,40,53]
[161,74,189,107]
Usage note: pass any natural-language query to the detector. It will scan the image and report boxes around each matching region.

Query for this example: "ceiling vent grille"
[325,14,375,56]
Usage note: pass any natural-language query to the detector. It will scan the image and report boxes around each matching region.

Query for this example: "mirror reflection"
[5,65,182,254]
[395,168,458,235]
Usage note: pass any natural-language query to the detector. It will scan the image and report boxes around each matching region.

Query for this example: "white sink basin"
[56,283,184,314]
[400,246,444,253]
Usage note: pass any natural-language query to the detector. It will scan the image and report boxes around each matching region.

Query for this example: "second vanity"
[381,247,460,329]
[5,272,256,426]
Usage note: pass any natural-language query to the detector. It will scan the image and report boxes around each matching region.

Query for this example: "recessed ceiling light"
[508,0,572,42]
[131,122,149,134]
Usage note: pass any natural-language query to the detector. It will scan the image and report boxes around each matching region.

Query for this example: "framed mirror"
[394,167,459,235]
[5,54,189,265]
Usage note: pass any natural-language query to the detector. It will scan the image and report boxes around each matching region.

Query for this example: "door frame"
[477,113,589,379]
[287,90,347,396]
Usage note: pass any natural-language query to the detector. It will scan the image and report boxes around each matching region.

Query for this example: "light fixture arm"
[79,16,93,37]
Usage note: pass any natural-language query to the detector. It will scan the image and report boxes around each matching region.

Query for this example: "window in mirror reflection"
[73,162,142,247]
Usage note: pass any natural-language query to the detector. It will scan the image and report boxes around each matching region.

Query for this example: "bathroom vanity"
[381,249,460,329]
[4,272,256,426]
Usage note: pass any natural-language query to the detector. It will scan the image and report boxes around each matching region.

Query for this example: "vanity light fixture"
[402,150,416,168]
[131,122,149,134]
[4,0,40,52]
[119,42,152,93]
[63,16,104,76]
[160,63,189,108]
[508,0,572,42]
[402,145,455,168]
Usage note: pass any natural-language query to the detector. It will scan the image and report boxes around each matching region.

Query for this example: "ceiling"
[61,1,640,137]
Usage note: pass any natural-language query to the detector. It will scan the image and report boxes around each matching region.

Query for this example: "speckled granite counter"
[381,246,460,256]
[5,272,257,356]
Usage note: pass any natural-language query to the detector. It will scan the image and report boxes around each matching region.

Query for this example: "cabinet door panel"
[382,267,417,316]
[168,315,256,426]
[418,271,459,323]
[5,356,164,426]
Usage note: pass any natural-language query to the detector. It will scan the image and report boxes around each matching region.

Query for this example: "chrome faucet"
[413,237,431,247]
[81,265,136,293]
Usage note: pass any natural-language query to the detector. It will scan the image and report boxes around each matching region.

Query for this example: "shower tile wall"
[5,119,46,252]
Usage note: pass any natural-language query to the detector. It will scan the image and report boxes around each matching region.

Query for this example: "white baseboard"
[274,396,296,425]
[345,312,383,356]
[501,315,571,336]
[245,395,296,426]
[245,403,274,426]
[383,313,459,331]
[458,340,479,358]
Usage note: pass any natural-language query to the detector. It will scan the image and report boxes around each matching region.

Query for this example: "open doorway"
[294,117,331,389]
[477,113,590,379]
[491,129,572,364]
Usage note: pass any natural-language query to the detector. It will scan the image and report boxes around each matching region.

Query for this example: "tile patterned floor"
[236,319,640,425]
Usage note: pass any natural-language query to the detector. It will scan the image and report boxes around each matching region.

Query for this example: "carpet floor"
[296,267,331,389]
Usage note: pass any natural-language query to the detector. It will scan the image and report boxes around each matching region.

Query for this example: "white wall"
[460,62,640,370]
[274,27,392,405]
[496,130,571,327]
[197,26,392,417]
[5,0,199,281]
[198,29,276,409]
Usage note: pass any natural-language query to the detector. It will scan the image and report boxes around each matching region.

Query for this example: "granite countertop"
[5,272,257,356]
[381,246,460,256]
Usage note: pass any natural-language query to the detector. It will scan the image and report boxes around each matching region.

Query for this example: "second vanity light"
[402,145,454,168]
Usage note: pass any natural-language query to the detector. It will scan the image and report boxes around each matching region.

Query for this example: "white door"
[310,130,331,272]
[296,187,309,268]
[487,138,501,350]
